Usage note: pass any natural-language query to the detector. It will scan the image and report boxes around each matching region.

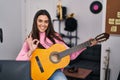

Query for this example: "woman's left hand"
[90,39,98,46]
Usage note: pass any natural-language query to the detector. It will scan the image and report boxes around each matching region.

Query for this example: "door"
[0,0,22,60]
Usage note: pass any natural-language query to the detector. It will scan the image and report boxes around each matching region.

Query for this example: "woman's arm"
[16,42,30,61]
[16,35,39,61]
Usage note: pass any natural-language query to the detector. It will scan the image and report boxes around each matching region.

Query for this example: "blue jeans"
[49,70,68,80]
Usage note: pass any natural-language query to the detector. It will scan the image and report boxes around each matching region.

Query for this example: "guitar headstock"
[95,33,110,43]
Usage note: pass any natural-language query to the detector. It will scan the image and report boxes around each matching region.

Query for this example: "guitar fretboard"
[58,40,91,59]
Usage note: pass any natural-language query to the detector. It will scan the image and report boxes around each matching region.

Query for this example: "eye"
[44,20,49,24]
[38,19,42,23]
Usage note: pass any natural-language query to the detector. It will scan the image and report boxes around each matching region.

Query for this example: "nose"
[41,21,46,26]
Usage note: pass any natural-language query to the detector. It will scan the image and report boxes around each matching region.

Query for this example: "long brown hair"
[31,9,64,48]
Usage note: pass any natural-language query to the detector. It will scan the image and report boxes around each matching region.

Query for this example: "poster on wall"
[105,0,120,34]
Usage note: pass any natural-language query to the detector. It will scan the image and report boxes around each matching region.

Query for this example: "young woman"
[16,9,97,80]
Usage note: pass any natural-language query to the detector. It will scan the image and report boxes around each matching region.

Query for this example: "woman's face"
[37,15,49,32]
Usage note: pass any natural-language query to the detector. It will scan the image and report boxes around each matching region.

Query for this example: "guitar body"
[30,44,70,80]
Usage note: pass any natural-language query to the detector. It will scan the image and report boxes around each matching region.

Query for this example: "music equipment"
[30,33,110,80]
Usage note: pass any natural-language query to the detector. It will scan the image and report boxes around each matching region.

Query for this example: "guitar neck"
[58,40,91,59]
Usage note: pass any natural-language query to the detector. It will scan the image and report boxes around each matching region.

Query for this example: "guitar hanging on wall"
[30,33,110,80]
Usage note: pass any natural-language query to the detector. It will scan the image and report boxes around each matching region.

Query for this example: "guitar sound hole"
[50,52,60,63]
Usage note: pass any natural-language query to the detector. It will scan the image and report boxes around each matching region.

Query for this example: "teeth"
[41,26,45,30]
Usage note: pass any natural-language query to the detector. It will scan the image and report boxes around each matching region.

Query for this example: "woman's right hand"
[26,34,39,56]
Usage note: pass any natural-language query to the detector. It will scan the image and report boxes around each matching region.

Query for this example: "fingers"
[32,39,39,45]
[28,33,32,39]
[91,40,98,46]
[26,33,39,47]
[26,34,33,41]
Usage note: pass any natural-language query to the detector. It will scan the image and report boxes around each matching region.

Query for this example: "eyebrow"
[38,19,49,21]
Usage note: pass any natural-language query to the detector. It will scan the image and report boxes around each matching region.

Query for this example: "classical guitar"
[30,33,109,80]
